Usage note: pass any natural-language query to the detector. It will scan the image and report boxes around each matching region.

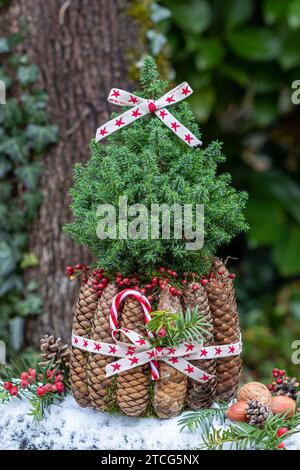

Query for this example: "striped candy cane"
[110,289,159,380]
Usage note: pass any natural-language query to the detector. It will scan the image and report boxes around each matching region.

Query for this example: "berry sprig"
[268,368,299,401]
[66,263,237,301]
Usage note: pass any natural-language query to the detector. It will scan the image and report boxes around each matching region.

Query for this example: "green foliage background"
[155,0,300,380]
[0,31,58,351]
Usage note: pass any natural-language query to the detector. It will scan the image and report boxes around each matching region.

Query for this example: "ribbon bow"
[95,82,202,147]
[72,289,242,384]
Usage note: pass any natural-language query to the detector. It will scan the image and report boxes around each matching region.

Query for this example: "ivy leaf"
[262,0,288,25]
[15,163,42,190]
[0,241,17,277]
[164,0,212,34]
[227,28,280,61]
[195,38,225,71]
[189,86,216,122]
[17,64,39,85]
[20,252,39,269]
[16,294,43,317]
[0,137,27,164]
[0,37,10,53]
[25,124,58,153]
[273,227,300,276]
[223,0,254,29]
[0,158,12,177]
[279,31,300,69]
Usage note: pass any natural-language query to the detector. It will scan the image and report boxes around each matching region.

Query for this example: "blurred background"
[0,0,300,382]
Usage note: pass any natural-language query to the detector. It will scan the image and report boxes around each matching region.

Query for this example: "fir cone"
[274,377,299,401]
[70,280,98,407]
[183,284,217,409]
[246,399,270,428]
[39,334,70,369]
[87,283,119,411]
[116,297,150,416]
[205,258,242,402]
[153,289,187,419]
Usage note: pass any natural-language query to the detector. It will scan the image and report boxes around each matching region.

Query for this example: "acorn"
[226,401,248,422]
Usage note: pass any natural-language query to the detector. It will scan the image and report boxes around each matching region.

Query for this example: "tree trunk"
[0,0,143,345]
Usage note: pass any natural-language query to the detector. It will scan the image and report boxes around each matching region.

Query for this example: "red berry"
[10,386,19,397]
[277,442,285,449]
[45,383,53,393]
[158,267,165,273]
[76,264,82,270]
[183,272,188,277]
[160,283,166,290]
[123,278,129,284]
[147,295,153,301]
[140,288,146,294]
[55,374,64,383]
[46,370,54,379]
[272,368,278,374]
[201,279,209,286]
[55,382,64,393]
[3,381,12,391]
[83,276,88,283]
[182,280,188,285]
[176,290,182,296]
[228,273,236,279]
[151,277,158,285]
[218,271,224,275]
[157,328,167,338]
[37,385,46,397]
[171,271,177,277]
[66,266,74,276]
[20,380,29,389]
[133,285,140,291]
[278,370,285,377]
[277,427,288,438]
[51,384,57,393]
[167,268,172,275]
[169,287,176,295]
[28,368,36,379]
[145,284,152,290]
[267,384,275,391]
[192,284,199,291]
[277,378,283,385]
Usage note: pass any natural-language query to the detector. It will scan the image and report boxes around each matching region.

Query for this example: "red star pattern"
[147,351,156,359]
[109,345,117,354]
[182,86,191,96]
[185,134,194,144]
[126,346,136,356]
[112,363,121,372]
[185,343,195,352]
[159,110,167,119]
[74,337,78,344]
[111,89,120,98]
[137,339,146,346]
[123,328,129,333]
[167,347,176,355]
[132,108,142,118]
[169,357,179,364]
[215,347,222,355]
[99,127,108,136]
[82,340,88,348]
[115,118,125,127]
[128,95,138,104]
[229,346,235,353]
[200,349,208,357]
[166,94,175,104]
[202,374,209,381]
[171,121,180,132]
[94,343,101,351]
[129,356,139,365]
[184,365,194,375]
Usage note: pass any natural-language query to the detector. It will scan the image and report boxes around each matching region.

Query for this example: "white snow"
[0,395,202,450]
[0,395,299,450]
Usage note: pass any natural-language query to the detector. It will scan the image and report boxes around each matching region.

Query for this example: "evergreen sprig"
[64,56,248,276]
[179,404,227,432]
[147,305,212,346]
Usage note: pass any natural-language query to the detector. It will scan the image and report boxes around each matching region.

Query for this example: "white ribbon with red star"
[72,290,242,384]
[95,82,202,147]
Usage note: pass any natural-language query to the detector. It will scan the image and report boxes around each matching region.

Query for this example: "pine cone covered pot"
[205,259,242,402]
[153,289,187,419]
[183,283,217,409]
[116,297,150,416]
[70,280,98,407]
[87,282,119,411]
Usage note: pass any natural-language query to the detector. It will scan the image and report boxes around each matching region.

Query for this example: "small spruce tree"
[64,57,248,276]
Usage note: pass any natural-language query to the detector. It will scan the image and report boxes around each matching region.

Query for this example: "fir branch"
[179,404,227,432]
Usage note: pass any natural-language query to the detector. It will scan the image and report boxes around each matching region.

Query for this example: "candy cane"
[110,289,159,380]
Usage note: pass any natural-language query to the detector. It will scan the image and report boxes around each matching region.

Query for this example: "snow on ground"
[0,395,202,450]
[1,395,299,450]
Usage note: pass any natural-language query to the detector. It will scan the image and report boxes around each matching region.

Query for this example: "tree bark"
[0,0,142,345]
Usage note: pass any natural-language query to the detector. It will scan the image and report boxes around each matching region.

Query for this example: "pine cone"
[153,289,187,419]
[274,377,299,401]
[205,258,242,402]
[116,297,150,417]
[39,334,70,368]
[87,282,119,411]
[70,279,98,407]
[246,399,270,428]
[183,283,217,409]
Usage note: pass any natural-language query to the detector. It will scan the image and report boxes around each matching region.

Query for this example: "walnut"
[237,382,272,405]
